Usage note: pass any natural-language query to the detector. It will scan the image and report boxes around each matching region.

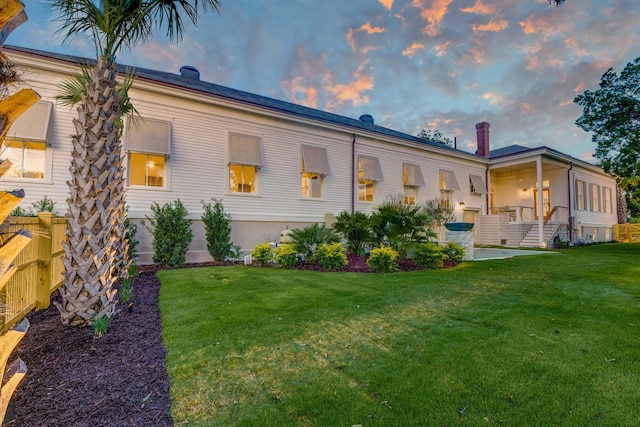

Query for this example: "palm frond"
[55,66,92,107]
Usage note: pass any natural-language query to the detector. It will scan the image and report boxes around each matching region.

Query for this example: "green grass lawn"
[158,243,640,426]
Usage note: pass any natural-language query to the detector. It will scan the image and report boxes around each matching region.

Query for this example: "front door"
[534,188,550,220]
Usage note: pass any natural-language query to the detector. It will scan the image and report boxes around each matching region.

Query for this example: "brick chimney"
[475,121,490,157]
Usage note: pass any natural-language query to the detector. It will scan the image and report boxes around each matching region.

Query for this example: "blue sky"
[9,0,640,161]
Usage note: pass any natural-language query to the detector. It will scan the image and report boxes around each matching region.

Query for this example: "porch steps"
[519,223,558,247]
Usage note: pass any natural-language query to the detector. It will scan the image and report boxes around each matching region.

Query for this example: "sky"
[8,0,640,162]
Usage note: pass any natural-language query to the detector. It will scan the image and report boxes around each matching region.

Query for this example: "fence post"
[36,212,53,309]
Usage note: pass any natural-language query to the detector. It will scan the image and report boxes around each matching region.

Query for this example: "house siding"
[1,47,619,261]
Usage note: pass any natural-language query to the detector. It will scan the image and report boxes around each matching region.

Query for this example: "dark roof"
[7,45,482,160]
[489,145,532,158]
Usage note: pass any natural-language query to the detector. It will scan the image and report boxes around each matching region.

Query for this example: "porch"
[477,206,569,248]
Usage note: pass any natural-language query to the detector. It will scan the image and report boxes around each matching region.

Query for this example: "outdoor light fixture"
[459,201,465,208]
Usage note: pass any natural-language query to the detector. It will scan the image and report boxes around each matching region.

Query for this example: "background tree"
[417,129,453,147]
[574,57,640,217]
[48,0,221,326]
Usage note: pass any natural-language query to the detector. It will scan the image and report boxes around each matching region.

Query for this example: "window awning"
[439,169,460,191]
[229,133,264,166]
[125,118,171,155]
[403,163,425,187]
[469,174,488,194]
[301,145,330,175]
[5,101,53,143]
[359,155,383,182]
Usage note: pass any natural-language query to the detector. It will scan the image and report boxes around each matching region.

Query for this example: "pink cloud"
[325,71,374,110]
[281,77,319,108]
[403,42,425,58]
[460,0,496,15]
[472,19,508,33]
[412,0,453,37]
[379,0,394,10]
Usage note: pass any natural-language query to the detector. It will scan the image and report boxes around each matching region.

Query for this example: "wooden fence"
[614,224,640,242]
[0,213,66,333]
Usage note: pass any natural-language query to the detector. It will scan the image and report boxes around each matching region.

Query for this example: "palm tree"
[48,0,221,326]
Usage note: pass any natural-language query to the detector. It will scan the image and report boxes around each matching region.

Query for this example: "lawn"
[158,243,640,426]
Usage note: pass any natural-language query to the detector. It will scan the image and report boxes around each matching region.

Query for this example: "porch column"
[536,158,544,247]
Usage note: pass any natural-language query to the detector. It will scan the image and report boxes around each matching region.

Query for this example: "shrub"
[332,211,370,256]
[369,195,434,258]
[119,277,133,303]
[367,245,399,273]
[290,223,340,261]
[414,242,445,269]
[201,198,235,261]
[275,243,299,268]
[32,195,56,214]
[317,242,348,271]
[145,199,193,268]
[10,206,33,217]
[441,242,464,265]
[252,243,274,266]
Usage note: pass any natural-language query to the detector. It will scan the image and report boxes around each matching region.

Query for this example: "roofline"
[490,145,610,176]
[6,45,486,164]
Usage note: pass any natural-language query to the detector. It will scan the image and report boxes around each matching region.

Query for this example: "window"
[301,145,330,198]
[1,140,46,178]
[229,133,263,194]
[125,118,171,188]
[575,179,586,210]
[129,153,165,187]
[2,100,53,179]
[403,163,424,205]
[603,187,613,214]
[469,174,488,194]
[439,169,460,191]
[590,183,601,212]
[358,155,383,202]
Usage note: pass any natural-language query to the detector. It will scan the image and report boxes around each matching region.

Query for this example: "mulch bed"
[6,271,172,427]
[5,255,441,426]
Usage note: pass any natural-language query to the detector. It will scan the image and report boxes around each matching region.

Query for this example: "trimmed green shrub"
[317,242,348,271]
[145,199,193,268]
[441,242,465,265]
[290,223,340,261]
[32,195,56,214]
[367,245,399,273]
[414,242,445,269]
[332,211,370,255]
[201,198,235,261]
[252,243,274,266]
[275,243,299,268]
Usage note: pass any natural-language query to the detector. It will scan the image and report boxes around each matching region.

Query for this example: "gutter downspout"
[567,162,573,242]
[485,166,490,216]
[351,134,356,214]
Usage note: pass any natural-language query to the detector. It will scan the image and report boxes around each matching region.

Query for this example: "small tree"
[201,198,234,261]
[145,199,193,268]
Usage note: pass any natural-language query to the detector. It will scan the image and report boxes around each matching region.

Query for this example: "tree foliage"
[574,57,640,216]
[417,129,453,147]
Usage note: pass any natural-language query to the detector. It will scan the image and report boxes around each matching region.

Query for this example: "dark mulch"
[6,271,172,427]
[5,256,442,427]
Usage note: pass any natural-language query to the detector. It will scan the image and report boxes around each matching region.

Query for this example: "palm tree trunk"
[55,56,126,325]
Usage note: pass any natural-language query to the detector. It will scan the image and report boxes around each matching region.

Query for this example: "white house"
[0,46,618,263]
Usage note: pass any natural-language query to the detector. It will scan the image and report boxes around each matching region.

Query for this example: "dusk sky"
[9,0,640,161]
